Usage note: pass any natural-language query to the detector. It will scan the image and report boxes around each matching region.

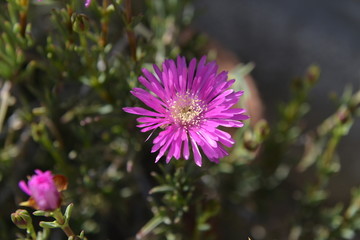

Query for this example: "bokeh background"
[194,0,360,200]
[1,0,360,239]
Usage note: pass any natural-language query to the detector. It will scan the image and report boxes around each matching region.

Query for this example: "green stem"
[19,0,29,38]
[124,0,137,61]
[27,224,37,240]
[322,133,340,168]
[0,81,12,133]
[66,5,74,46]
[53,209,75,238]
[100,0,110,48]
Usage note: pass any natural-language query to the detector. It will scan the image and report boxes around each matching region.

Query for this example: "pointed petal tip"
[210,158,220,164]
[18,181,30,196]
[199,55,207,62]
[166,156,172,164]
[155,151,165,163]
[195,160,202,167]
[242,114,250,120]
[122,107,131,113]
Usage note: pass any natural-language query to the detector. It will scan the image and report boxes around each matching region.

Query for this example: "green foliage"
[0,0,193,239]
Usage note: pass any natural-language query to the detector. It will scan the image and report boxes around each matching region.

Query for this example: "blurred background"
[194,0,360,200]
[2,0,360,239]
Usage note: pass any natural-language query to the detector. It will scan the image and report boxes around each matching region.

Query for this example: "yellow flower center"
[169,92,205,128]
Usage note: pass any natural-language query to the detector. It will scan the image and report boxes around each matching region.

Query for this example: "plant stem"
[124,0,137,61]
[0,81,12,133]
[66,5,74,46]
[27,224,37,240]
[100,0,110,47]
[53,209,75,238]
[19,0,29,38]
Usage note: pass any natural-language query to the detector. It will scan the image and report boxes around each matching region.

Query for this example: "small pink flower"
[85,0,91,7]
[19,170,67,211]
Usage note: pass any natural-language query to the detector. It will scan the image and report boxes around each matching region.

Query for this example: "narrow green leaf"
[39,221,60,229]
[135,215,163,239]
[33,210,49,217]
[149,185,174,194]
[64,203,74,222]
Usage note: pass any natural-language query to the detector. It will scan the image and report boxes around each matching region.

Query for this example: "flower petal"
[123,107,164,117]
[190,137,202,167]
[19,181,31,196]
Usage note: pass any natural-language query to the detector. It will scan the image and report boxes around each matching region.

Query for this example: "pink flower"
[19,170,67,211]
[123,56,249,166]
[85,0,91,7]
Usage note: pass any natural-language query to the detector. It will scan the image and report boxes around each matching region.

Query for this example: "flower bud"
[305,65,320,85]
[337,109,351,124]
[255,119,270,139]
[11,209,32,229]
[243,131,259,152]
[72,14,90,33]
[19,169,67,211]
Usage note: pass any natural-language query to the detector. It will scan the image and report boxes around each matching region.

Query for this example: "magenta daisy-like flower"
[123,56,249,167]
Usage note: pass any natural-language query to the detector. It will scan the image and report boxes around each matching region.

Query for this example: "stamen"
[168,92,206,128]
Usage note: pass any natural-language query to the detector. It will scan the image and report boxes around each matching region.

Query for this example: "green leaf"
[197,223,210,231]
[33,210,49,217]
[135,215,163,239]
[79,230,86,239]
[64,203,74,222]
[341,228,355,239]
[149,185,174,194]
[39,221,60,229]
[64,203,74,219]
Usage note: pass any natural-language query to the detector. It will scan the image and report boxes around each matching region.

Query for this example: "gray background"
[194,0,360,199]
